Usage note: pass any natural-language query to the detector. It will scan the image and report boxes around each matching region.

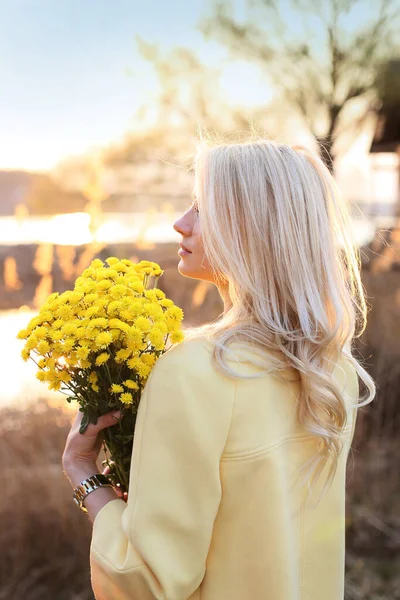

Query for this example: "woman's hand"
[62,408,121,481]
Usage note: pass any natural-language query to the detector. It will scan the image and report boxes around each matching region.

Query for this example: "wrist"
[63,460,98,489]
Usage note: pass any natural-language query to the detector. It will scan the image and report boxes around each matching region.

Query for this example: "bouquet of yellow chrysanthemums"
[17,257,184,494]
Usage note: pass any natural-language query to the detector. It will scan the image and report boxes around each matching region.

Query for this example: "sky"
[0,0,377,172]
[0,0,275,171]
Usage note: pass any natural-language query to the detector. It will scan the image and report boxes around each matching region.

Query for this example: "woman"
[62,135,375,600]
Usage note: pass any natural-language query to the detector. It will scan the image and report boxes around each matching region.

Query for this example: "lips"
[179,243,192,253]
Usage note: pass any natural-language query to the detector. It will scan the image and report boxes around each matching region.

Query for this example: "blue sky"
[0,0,370,171]
[0,0,272,170]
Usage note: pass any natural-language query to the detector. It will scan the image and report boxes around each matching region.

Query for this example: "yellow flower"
[159,298,174,309]
[38,310,53,323]
[145,289,159,302]
[27,316,40,331]
[86,327,101,340]
[121,259,133,267]
[88,371,98,384]
[113,262,129,273]
[95,268,117,280]
[21,348,30,361]
[68,352,80,367]
[84,293,98,304]
[90,259,104,269]
[62,338,75,352]
[89,317,108,329]
[107,301,123,315]
[86,306,100,318]
[50,330,63,341]
[141,353,156,367]
[120,392,133,405]
[55,305,72,319]
[70,291,84,305]
[61,323,78,335]
[129,280,144,294]
[37,340,51,354]
[169,330,185,344]
[109,284,129,299]
[111,384,124,394]
[108,318,129,333]
[145,304,163,319]
[25,335,38,350]
[120,309,133,322]
[82,279,97,292]
[154,320,168,334]
[127,357,151,378]
[96,279,112,291]
[48,380,61,391]
[59,371,72,383]
[47,292,59,302]
[165,317,181,333]
[34,326,48,339]
[46,358,56,370]
[91,383,100,392]
[147,328,165,351]
[105,257,119,266]
[36,371,47,381]
[135,317,152,333]
[96,297,109,310]
[123,379,139,391]
[74,276,85,287]
[76,346,90,360]
[95,332,113,348]
[75,327,86,339]
[95,352,109,366]
[126,327,143,344]
[17,328,29,340]
[110,328,121,341]
[166,306,184,321]
[115,348,131,363]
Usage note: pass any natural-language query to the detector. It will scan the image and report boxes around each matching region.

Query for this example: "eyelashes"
[189,200,199,215]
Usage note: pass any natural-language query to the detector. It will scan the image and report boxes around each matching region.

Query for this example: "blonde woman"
[62,135,375,600]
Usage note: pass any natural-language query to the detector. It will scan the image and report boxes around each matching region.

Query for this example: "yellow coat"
[90,336,358,600]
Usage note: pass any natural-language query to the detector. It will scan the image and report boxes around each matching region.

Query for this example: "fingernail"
[112,410,121,420]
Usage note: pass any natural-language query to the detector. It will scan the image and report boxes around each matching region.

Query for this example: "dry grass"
[0,400,94,600]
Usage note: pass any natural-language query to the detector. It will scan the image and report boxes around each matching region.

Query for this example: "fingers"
[80,411,121,436]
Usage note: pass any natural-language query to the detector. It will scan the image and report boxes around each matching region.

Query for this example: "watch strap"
[73,473,113,513]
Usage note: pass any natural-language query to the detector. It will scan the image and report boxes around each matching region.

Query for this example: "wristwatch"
[73,473,114,513]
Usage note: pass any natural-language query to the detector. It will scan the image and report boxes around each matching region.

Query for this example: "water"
[0,212,183,246]
[2,309,63,407]
[0,211,393,247]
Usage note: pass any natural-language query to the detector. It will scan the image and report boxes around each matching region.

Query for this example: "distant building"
[369,59,400,222]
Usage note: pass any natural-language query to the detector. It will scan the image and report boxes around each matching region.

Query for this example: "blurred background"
[1,1,399,598]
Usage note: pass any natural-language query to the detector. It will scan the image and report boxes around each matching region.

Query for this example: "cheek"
[192,222,203,251]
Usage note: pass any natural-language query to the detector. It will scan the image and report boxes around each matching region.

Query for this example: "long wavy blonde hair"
[181,130,376,500]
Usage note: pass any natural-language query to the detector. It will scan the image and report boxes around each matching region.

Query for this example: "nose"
[173,208,192,237]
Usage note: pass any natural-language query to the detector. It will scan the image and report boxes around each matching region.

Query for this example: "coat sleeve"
[89,340,237,600]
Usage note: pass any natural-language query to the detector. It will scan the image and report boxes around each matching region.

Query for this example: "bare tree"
[199,0,400,171]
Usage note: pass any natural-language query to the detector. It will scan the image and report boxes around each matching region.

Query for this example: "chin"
[177,260,198,280]
[177,260,213,283]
